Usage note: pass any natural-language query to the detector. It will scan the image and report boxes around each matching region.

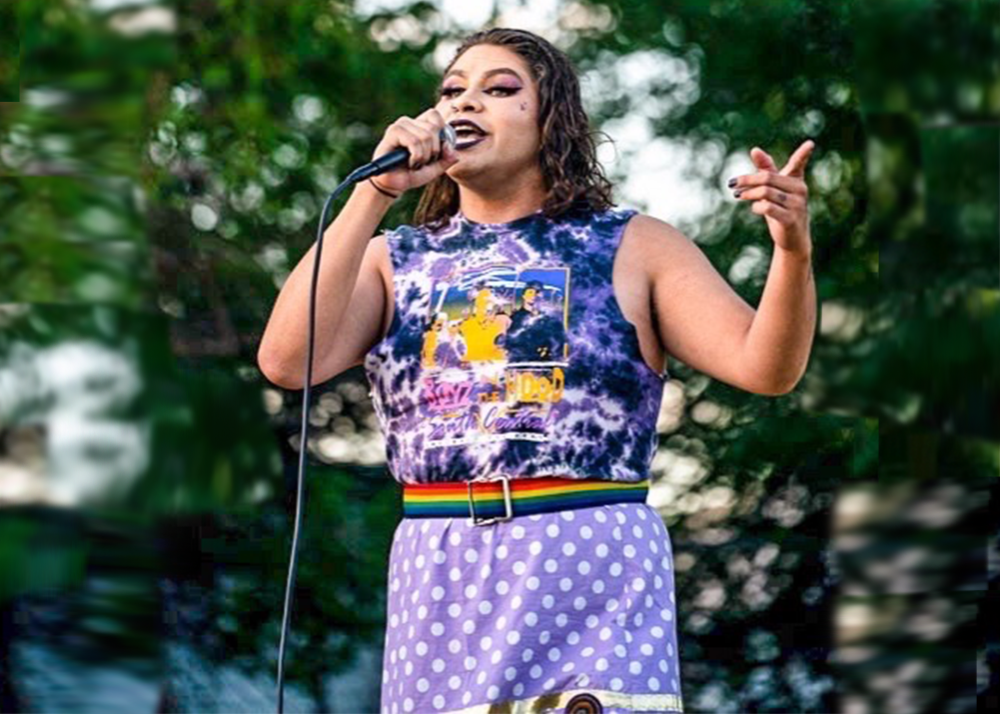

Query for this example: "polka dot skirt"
[380,503,684,713]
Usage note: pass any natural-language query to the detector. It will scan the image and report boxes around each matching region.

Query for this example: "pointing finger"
[780,140,816,177]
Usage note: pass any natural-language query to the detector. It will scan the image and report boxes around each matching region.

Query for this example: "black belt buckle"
[467,474,513,526]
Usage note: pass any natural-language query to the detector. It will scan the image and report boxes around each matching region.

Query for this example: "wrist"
[367,177,402,201]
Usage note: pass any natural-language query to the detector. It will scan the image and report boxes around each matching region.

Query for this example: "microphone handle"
[346,125,457,183]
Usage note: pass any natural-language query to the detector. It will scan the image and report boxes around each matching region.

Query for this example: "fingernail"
[727,177,737,188]
[733,189,743,198]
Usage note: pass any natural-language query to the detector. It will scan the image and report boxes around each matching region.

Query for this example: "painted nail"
[727,177,737,188]
[733,189,743,198]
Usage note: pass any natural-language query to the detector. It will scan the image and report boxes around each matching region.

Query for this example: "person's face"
[437,44,542,184]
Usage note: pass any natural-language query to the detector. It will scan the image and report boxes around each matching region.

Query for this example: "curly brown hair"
[413,28,616,228]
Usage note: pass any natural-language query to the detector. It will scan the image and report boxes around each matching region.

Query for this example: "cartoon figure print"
[421,263,570,448]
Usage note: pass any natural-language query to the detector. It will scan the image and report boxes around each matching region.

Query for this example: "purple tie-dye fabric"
[363,206,670,485]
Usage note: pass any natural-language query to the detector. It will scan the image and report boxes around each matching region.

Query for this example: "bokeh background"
[0,0,997,712]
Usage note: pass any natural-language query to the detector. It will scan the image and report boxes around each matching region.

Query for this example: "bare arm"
[636,214,814,396]
[256,180,395,389]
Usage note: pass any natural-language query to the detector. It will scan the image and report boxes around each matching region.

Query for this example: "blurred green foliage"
[0,0,996,712]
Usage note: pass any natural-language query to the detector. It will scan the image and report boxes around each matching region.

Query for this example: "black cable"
[275,165,372,714]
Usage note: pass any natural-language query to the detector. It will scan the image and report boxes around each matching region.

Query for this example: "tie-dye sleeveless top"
[363,205,670,485]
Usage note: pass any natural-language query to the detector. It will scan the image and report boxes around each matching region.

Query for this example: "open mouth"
[455,135,488,150]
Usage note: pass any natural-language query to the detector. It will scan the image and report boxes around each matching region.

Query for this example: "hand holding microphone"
[353,108,459,199]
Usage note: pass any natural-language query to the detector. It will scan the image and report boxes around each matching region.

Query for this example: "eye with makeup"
[438,86,520,99]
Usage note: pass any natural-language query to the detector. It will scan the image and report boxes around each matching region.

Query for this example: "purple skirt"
[379,502,684,713]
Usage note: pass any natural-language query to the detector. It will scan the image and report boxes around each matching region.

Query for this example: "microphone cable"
[274,125,456,713]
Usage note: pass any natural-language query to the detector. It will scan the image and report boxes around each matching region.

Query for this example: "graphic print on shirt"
[420,262,570,449]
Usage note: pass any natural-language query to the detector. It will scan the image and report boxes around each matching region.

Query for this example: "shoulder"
[618,212,698,275]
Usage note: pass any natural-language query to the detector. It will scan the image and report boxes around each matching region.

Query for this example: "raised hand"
[729,140,816,259]
[370,108,461,198]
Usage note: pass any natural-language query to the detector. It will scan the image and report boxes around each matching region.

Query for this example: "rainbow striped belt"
[402,475,650,526]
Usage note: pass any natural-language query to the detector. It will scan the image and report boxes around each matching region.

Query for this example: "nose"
[450,90,484,114]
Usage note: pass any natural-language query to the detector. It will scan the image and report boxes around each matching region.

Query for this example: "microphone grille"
[441,124,457,148]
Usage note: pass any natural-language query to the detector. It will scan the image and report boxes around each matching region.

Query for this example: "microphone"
[346,124,458,183]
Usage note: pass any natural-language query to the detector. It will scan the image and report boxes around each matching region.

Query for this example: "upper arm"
[310,233,392,383]
[633,214,768,394]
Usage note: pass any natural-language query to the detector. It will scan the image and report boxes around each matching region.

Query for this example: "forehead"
[444,44,534,83]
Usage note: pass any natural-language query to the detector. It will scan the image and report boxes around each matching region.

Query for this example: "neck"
[456,169,547,224]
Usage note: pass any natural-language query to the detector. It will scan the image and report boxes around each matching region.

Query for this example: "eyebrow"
[441,67,525,84]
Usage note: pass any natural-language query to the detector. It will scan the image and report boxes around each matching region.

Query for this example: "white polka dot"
[547,647,561,661]
[630,661,643,674]
[417,605,428,619]
[633,525,644,538]
[433,694,445,709]
[654,575,663,589]
[606,598,619,612]
[580,525,593,539]
[513,561,527,575]
[399,645,407,659]
[581,646,595,656]
[431,586,444,601]
[448,674,461,689]
[612,527,623,541]
[479,600,493,615]
[614,644,627,658]
[487,685,500,700]
[562,661,576,672]
[634,612,645,627]
[415,555,425,568]
[522,648,534,662]
[624,544,636,558]
[539,630,551,644]
[615,511,627,525]
[611,677,623,691]
[638,508,648,520]
[529,541,543,555]
[416,641,428,656]
[449,532,461,546]
[481,530,493,544]
[429,536,440,549]
[495,580,509,595]
[431,622,445,636]
[481,563,492,579]
[480,635,492,651]
[661,608,673,621]
[596,657,609,671]
[465,549,478,563]
[596,544,609,558]
[577,561,591,575]
[432,658,445,672]
[567,631,580,645]
[651,625,665,638]
[543,677,556,689]
[526,576,540,591]
[648,676,661,691]
[546,523,560,538]
[505,666,517,681]
[556,612,569,626]
[511,595,523,609]
[560,511,575,521]
[465,584,478,598]
[544,558,558,573]
[632,577,646,591]
[592,580,606,594]
[512,525,525,539]
[585,614,599,628]
[449,567,462,581]
[562,542,576,556]
[530,664,542,678]
[463,654,476,669]
[496,545,508,559]
[417,677,429,692]
[506,630,521,645]
[641,642,654,655]
[610,563,623,577]
[573,596,587,610]
[513,683,524,696]
[595,510,607,523]
[525,611,538,626]
[659,659,669,673]
[448,603,461,617]
[496,615,507,629]
[448,639,461,654]
[599,626,612,640]
[462,620,475,635]
[433,550,446,565]
[651,540,659,553]
[403,697,413,712]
